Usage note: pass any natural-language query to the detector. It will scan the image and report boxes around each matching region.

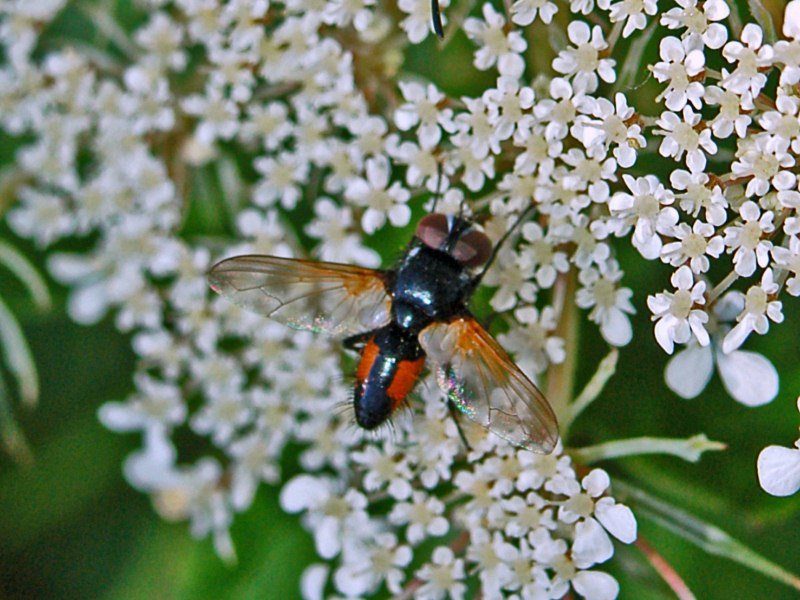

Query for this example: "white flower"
[660,219,724,274]
[345,155,411,233]
[463,4,526,77]
[731,134,796,198]
[350,444,414,500]
[534,77,586,142]
[651,36,706,111]
[483,76,535,142]
[721,23,774,97]
[239,101,293,150]
[774,1,800,84]
[481,247,538,311]
[394,81,455,149]
[722,269,784,353]
[556,468,637,568]
[334,533,412,595]
[322,0,376,31]
[576,262,636,347]
[227,430,280,509]
[608,174,677,260]
[723,201,774,277]
[758,90,800,155]
[660,0,729,50]
[280,475,370,560]
[450,131,495,191]
[99,374,186,433]
[388,138,440,189]
[416,546,466,600]
[181,83,240,144]
[575,92,644,168]
[704,85,753,139]
[647,265,710,354]
[519,221,570,288]
[454,97,499,157]
[511,0,558,26]
[252,151,309,210]
[305,198,380,266]
[670,169,729,226]
[8,186,75,247]
[604,0,658,39]
[466,528,516,594]
[552,21,617,93]
[389,491,449,545]
[656,107,717,172]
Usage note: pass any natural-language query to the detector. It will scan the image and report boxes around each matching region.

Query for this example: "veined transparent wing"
[418,317,559,453]
[208,255,392,337]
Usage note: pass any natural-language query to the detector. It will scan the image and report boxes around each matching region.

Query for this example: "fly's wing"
[208,255,392,337]
[418,317,559,453]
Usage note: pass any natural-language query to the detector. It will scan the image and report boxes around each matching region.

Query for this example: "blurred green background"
[2,1,800,598]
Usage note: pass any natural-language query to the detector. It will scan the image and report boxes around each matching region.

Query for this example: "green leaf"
[0,369,33,464]
[616,480,800,592]
[0,294,39,406]
[0,239,52,311]
[748,0,778,44]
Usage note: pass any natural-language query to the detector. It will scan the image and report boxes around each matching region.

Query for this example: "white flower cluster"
[283,406,635,599]
[1,0,799,596]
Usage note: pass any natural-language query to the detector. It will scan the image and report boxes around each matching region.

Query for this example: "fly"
[208,210,559,453]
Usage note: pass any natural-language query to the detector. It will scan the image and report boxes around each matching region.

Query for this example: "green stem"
[561,348,618,430]
[571,434,726,464]
[547,269,579,435]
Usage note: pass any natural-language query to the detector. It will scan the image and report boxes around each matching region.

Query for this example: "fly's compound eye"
[451,228,492,268]
[416,213,492,268]
[416,213,450,251]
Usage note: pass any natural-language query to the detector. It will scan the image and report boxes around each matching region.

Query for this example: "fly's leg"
[447,399,473,453]
[343,330,375,351]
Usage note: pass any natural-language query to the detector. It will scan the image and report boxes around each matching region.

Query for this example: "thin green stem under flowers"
[571,434,727,464]
[562,349,618,431]
[546,269,579,432]
[706,268,740,306]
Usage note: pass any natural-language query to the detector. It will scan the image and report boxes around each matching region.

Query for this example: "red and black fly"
[208,206,558,453]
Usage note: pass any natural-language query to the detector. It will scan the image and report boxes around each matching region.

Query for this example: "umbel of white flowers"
[1,0,799,597]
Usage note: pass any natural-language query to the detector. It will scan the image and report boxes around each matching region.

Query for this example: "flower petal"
[573,570,620,600]
[594,498,637,543]
[716,349,779,406]
[572,517,614,568]
[757,445,800,496]
[665,343,713,399]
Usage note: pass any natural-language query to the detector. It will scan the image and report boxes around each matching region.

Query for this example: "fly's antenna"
[431,0,444,39]
[474,202,536,285]
[430,160,445,214]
